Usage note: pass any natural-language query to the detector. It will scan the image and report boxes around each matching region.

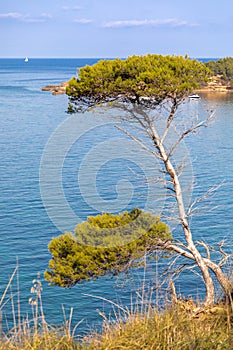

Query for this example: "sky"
[1,0,233,58]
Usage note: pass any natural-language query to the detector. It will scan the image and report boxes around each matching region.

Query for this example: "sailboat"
[24,57,29,63]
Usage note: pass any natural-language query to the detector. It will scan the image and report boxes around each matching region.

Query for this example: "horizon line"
[0,56,222,59]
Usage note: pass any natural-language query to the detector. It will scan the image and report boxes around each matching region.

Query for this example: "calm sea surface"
[0,58,233,335]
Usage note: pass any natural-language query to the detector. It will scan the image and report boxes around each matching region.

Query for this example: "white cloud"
[102,18,198,28]
[0,12,23,19]
[0,12,52,23]
[22,18,46,23]
[74,18,93,24]
[62,6,82,11]
[23,13,52,23]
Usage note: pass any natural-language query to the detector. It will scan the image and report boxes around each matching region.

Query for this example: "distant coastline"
[41,75,233,96]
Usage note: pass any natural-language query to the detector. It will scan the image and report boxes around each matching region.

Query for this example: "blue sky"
[1,0,233,58]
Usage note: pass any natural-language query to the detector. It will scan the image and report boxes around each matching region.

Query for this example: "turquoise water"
[0,58,233,335]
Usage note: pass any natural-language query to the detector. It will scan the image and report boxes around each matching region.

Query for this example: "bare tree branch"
[187,182,224,217]
[167,111,215,159]
[115,125,163,160]
[197,241,211,260]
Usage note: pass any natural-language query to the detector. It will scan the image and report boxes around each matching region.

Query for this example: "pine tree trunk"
[151,124,215,305]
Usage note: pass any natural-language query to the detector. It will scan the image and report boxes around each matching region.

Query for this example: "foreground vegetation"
[85,302,233,350]
[1,301,233,349]
[2,264,233,349]
[0,331,79,350]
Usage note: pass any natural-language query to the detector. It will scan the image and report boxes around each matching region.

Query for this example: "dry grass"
[0,329,80,350]
[82,300,233,350]
[1,264,233,349]
[2,302,233,350]
[0,264,81,350]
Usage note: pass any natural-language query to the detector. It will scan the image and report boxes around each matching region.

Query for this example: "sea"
[0,58,233,336]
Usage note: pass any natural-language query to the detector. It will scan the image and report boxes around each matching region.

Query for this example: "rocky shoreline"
[196,75,233,92]
[41,81,69,95]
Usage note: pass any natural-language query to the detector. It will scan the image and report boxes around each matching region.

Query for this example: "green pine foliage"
[66,54,211,111]
[45,209,171,288]
[205,57,233,82]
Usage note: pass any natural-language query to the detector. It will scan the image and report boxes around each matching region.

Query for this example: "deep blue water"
[0,58,233,336]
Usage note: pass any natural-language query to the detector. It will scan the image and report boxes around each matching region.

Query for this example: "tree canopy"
[66,54,211,112]
[45,209,171,288]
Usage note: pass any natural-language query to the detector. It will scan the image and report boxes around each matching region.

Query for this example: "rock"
[41,82,69,95]
[196,75,233,92]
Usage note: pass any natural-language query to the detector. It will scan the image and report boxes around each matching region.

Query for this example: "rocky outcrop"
[41,81,69,95]
[196,75,233,92]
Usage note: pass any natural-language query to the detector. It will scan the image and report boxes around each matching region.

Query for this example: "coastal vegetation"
[1,266,233,349]
[66,54,211,113]
[205,57,233,84]
[1,305,233,349]
[83,303,233,349]
[62,54,233,305]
